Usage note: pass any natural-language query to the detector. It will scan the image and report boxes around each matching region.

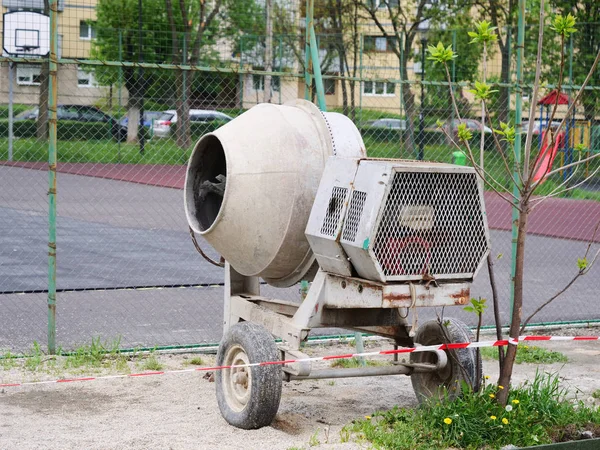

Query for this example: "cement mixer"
[184,99,490,429]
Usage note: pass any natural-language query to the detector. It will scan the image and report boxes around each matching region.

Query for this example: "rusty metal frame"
[223,263,464,380]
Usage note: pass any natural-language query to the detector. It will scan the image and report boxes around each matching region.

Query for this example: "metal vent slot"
[320,187,348,236]
[342,190,367,242]
[373,171,487,279]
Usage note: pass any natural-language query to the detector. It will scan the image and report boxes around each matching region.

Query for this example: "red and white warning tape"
[1,335,597,389]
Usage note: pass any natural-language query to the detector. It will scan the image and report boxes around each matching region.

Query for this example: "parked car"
[443,119,493,135]
[152,109,233,138]
[365,118,407,130]
[14,104,125,140]
[117,111,163,141]
[521,120,563,135]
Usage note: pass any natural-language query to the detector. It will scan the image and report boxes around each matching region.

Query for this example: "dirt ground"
[1,328,599,450]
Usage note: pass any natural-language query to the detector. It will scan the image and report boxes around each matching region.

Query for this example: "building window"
[366,0,399,9]
[77,67,97,87]
[363,81,395,96]
[16,64,42,85]
[364,36,389,52]
[324,78,336,95]
[252,74,280,92]
[79,20,96,40]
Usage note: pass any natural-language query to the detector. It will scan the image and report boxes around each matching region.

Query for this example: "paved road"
[1,165,599,352]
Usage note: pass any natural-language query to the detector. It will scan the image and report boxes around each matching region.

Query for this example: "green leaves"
[577,258,588,272]
[427,42,457,64]
[468,20,498,45]
[468,81,498,101]
[457,123,473,143]
[464,298,488,315]
[493,122,516,145]
[551,14,577,38]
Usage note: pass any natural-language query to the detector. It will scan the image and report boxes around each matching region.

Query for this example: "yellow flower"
[512,399,520,404]
[489,393,495,398]
[484,375,490,380]
[365,416,371,420]
[502,418,509,424]
[524,345,529,349]
[498,385,504,389]
[444,418,452,425]
[490,415,497,420]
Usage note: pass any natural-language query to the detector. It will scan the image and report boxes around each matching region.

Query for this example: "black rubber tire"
[215,322,282,429]
[410,318,481,403]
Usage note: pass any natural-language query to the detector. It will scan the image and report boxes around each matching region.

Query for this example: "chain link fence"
[1,1,599,355]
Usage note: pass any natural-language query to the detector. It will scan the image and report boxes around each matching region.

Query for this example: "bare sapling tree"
[466,20,506,372]
[428,8,600,405]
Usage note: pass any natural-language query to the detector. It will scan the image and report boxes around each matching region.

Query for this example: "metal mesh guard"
[342,190,367,242]
[321,186,348,236]
[373,170,488,280]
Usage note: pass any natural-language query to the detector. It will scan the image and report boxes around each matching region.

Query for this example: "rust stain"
[450,288,470,305]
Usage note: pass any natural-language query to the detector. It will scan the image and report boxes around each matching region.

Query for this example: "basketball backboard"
[2,11,50,57]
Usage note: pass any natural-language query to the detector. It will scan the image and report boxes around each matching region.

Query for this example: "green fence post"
[307,3,326,110]
[118,30,123,162]
[47,0,59,355]
[509,0,526,319]
[451,29,456,126]
[239,35,244,112]
[182,33,187,153]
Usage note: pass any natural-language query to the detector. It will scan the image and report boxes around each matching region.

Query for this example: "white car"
[152,109,233,138]
[521,120,563,135]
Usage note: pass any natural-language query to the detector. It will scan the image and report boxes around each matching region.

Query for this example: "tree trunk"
[497,199,529,405]
[126,104,140,143]
[175,70,191,149]
[264,0,273,103]
[497,46,511,131]
[37,0,50,140]
[400,63,416,157]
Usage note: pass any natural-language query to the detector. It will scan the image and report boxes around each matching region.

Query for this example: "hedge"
[0,120,116,140]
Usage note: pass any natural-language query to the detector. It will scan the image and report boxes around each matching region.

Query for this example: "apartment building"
[1,0,105,105]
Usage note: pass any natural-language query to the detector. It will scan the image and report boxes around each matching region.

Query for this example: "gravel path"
[1,328,599,450]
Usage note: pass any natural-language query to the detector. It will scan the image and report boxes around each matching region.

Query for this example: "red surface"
[537,89,570,105]
[532,131,564,184]
[2,161,599,243]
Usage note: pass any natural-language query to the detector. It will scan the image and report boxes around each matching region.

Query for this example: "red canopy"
[537,89,570,105]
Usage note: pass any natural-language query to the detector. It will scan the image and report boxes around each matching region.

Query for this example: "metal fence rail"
[1,0,599,355]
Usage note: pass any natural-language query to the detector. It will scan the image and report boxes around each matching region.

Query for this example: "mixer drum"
[184,99,365,287]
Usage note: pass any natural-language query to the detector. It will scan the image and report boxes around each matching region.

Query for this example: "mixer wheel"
[215,322,282,429]
[410,318,481,403]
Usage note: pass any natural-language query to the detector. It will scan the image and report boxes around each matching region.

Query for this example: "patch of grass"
[345,371,600,449]
[189,357,204,366]
[329,357,388,368]
[24,342,44,371]
[480,344,568,364]
[141,354,164,371]
[592,389,600,399]
[0,351,19,370]
[308,429,320,447]
[0,137,192,166]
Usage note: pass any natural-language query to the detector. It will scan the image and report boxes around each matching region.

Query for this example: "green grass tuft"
[345,371,600,449]
[480,344,568,364]
[329,357,388,368]
[141,354,163,371]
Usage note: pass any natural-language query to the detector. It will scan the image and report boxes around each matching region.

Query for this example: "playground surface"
[3,160,599,243]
